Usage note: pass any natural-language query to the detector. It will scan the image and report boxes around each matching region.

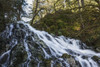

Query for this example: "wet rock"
[92,56,100,64]
[55,63,61,67]
[61,53,78,67]
[95,47,100,52]
[28,59,37,67]
[67,57,77,67]
[0,36,6,54]
[0,52,9,64]
[44,59,51,67]
[82,56,88,59]
[10,44,27,67]
[53,59,62,67]
[39,40,48,48]
[61,53,71,58]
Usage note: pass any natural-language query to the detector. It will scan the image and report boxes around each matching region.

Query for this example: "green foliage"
[33,5,100,46]
[0,0,25,33]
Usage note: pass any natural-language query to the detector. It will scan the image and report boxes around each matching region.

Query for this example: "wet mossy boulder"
[61,53,71,58]
[10,44,27,67]
[43,59,51,67]
[0,37,6,55]
[61,53,78,67]
[0,35,10,55]
[92,56,100,65]
[28,59,37,67]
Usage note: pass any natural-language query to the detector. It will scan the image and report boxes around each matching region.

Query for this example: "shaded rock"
[61,53,71,58]
[61,53,78,67]
[0,36,7,55]
[67,57,77,67]
[10,44,27,67]
[28,59,37,67]
[44,59,51,67]
[95,47,100,52]
[0,51,9,64]
[92,56,100,64]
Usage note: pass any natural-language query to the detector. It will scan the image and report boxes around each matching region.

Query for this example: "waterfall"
[0,21,100,67]
[0,0,100,67]
[21,0,34,22]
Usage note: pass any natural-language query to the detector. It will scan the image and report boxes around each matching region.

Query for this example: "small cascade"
[0,21,100,67]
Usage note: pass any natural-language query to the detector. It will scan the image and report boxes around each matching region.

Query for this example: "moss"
[11,44,28,66]
[28,59,37,67]
[61,53,71,58]
[92,56,100,64]
[43,59,51,67]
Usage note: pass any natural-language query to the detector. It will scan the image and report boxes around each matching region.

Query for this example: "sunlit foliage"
[33,0,100,46]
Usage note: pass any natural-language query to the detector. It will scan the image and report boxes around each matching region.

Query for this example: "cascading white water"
[0,21,100,67]
[22,22,100,67]
[21,0,34,22]
[0,0,100,67]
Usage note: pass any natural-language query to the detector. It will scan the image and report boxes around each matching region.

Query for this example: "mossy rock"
[92,56,100,64]
[61,53,71,58]
[10,44,28,66]
[61,53,78,67]
[43,59,52,67]
[0,37,6,54]
[28,59,37,67]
